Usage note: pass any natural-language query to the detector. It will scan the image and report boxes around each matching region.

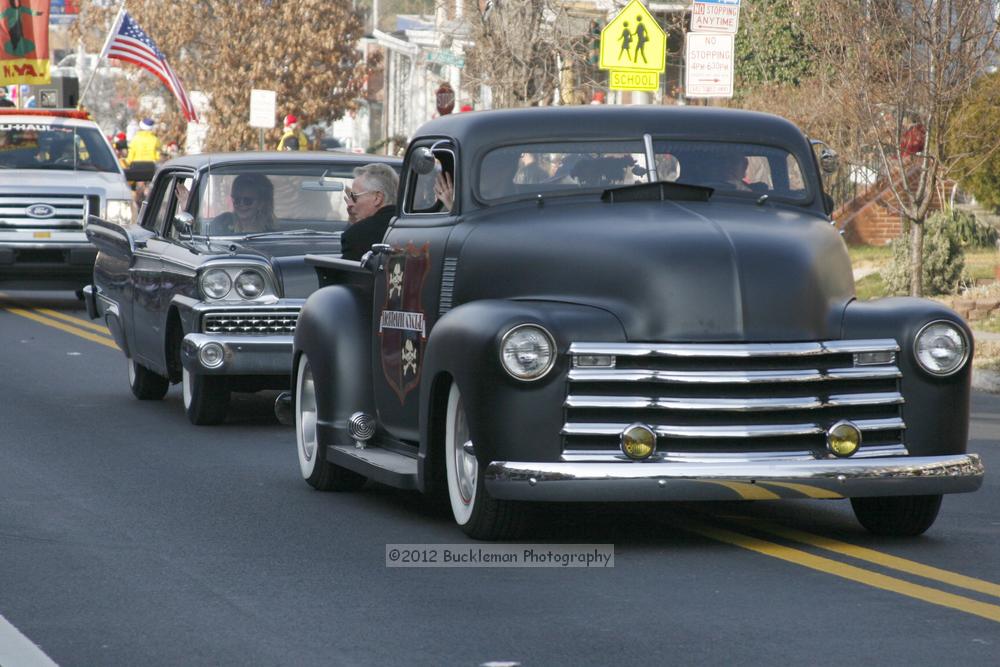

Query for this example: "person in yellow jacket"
[277,114,309,151]
[126,118,163,165]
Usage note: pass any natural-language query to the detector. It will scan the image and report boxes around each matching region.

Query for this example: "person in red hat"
[277,113,309,151]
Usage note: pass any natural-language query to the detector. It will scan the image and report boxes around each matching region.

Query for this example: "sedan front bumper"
[181,332,293,375]
[485,453,984,502]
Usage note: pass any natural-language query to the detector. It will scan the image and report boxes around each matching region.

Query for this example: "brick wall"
[833,161,950,246]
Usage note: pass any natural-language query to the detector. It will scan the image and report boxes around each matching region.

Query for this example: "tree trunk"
[909,218,923,297]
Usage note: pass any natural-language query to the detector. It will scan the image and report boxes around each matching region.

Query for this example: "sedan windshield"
[477,140,809,203]
[0,122,119,172]
[195,165,361,237]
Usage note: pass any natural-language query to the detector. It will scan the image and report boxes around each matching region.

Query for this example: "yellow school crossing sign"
[599,0,666,92]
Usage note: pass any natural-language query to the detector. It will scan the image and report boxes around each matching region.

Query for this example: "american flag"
[99,10,198,122]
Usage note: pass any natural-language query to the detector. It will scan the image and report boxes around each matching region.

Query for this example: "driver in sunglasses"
[210,173,276,235]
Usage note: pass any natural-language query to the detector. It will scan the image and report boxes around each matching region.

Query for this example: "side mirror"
[175,211,194,240]
[124,161,157,182]
[412,146,436,175]
[820,148,839,174]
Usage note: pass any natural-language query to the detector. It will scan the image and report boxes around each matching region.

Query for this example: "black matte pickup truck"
[292,106,983,539]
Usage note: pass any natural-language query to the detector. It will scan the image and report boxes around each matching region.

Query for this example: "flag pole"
[78,2,127,111]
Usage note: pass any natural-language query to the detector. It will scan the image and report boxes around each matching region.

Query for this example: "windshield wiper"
[601,180,713,203]
[241,228,340,240]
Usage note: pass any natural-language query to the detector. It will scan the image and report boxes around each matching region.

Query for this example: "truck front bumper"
[181,333,293,376]
[485,453,984,502]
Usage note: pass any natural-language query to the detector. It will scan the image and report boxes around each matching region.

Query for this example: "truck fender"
[417,299,625,493]
[293,284,374,446]
[842,297,971,456]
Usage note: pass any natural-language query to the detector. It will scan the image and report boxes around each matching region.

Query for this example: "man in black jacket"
[341,163,399,260]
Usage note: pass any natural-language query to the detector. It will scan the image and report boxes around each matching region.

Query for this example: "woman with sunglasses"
[210,173,276,235]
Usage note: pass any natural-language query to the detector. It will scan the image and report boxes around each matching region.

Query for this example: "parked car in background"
[84,152,401,425]
[292,106,983,539]
[0,109,133,293]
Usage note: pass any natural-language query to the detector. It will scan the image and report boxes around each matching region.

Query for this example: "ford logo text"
[26,204,56,219]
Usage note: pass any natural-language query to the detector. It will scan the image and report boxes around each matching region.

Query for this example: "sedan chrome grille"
[563,339,905,461]
[202,310,299,335]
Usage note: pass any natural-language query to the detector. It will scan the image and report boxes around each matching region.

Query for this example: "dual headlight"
[200,266,271,301]
[914,320,969,376]
[500,324,556,381]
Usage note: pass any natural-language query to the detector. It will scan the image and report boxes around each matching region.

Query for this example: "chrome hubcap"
[453,397,476,504]
[299,365,317,463]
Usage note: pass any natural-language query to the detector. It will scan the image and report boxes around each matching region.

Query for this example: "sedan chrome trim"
[560,417,905,439]
[568,366,902,383]
[560,443,909,463]
[484,454,984,502]
[569,339,899,358]
[564,391,904,411]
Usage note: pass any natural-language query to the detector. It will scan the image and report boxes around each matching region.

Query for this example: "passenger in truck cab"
[341,163,399,260]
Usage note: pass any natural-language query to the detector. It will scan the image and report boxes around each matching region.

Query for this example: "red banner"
[1,0,51,85]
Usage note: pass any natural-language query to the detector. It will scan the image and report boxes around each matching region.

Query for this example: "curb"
[972,368,1000,394]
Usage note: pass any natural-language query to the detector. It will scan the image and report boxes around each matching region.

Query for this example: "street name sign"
[684,32,734,98]
[599,0,666,92]
[249,89,276,129]
[427,50,466,69]
[691,0,741,34]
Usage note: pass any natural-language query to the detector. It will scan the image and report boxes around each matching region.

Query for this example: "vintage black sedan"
[84,152,400,425]
[292,106,983,539]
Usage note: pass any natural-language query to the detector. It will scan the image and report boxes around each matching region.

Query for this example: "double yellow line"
[670,514,1000,623]
[0,293,118,349]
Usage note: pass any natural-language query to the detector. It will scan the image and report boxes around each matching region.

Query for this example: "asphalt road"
[1,291,998,667]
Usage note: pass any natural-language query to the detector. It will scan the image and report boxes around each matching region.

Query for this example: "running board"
[328,444,419,490]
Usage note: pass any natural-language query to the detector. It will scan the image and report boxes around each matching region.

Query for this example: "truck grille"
[202,310,299,335]
[0,194,98,230]
[563,340,905,462]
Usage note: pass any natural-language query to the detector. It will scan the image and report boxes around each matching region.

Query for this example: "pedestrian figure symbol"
[618,21,632,61]
[634,16,648,64]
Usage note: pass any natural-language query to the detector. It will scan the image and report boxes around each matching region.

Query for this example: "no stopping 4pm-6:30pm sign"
[684,33,734,98]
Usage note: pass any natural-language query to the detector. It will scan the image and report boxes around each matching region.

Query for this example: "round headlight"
[500,324,556,381]
[234,270,266,299]
[201,268,232,299]
[914,320,969,376]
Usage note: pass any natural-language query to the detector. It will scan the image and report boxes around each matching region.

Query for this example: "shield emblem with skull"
[379,243,431,403]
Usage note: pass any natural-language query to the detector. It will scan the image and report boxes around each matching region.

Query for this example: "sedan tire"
[182,368,230,425]
[128,358,169,400]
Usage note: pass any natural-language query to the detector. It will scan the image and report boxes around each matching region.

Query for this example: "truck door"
[372,143,457,442]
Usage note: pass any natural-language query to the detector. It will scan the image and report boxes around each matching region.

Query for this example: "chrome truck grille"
[202,310,299,335]
[563,340,905,462]
[0,194,99,230]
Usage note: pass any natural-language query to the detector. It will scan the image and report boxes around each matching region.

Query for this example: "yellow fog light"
[621,424,657,460]
[826,420,861,458]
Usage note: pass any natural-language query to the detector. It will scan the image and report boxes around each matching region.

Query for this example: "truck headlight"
[234,270,266,299]
[106,199,134,226]
[500,324,556,381]
[914,320,969,376]
[201,268,232,299]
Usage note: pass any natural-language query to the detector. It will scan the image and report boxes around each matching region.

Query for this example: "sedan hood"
[454,199,854,342]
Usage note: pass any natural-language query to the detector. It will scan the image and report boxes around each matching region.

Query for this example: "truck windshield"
[477,140,809,203]
[194,165,357,238]
[0,122,119,172]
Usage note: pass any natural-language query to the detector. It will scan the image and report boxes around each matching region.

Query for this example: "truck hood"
[190,235,342,299]
[0,169,132,199]
[454,199,854,342]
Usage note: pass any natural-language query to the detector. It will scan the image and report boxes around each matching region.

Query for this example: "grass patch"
[847,244,892,264]
[854,272,887,301]
[974,339,1000,370]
